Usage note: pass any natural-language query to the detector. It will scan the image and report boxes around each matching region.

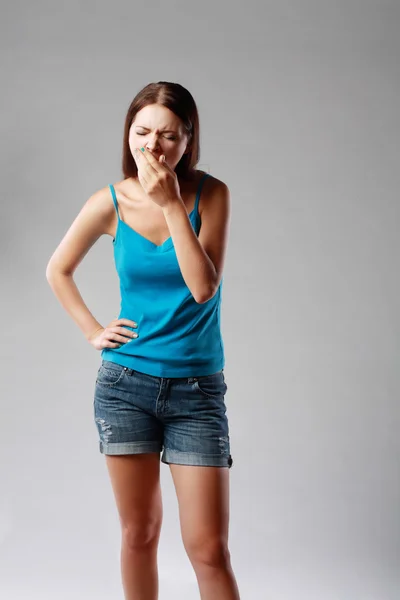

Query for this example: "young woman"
[46,81,240,600]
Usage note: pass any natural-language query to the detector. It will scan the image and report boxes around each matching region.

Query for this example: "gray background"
[1,1,399,599]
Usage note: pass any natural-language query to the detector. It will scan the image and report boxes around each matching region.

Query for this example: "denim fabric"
[93,359,233,468]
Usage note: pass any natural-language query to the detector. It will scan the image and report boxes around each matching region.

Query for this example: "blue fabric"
[94,359,232,467]
[101,173,225,377]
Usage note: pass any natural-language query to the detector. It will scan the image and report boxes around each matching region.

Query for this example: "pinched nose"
[147,147,162,159]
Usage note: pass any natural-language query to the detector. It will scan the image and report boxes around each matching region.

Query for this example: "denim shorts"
[93,359,233,468]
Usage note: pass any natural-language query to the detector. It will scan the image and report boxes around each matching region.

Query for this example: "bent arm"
[163,178,231,303]
[46,271,103,340]
[46,185,113,340]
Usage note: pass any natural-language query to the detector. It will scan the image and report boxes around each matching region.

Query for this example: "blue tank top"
[101,173,225,377]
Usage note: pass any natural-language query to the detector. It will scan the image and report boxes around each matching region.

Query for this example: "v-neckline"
[114,207,197,251]
[111,171,210,252]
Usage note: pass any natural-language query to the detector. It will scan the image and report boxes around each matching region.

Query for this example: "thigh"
[105,453,163,543]
[169,463,230,554]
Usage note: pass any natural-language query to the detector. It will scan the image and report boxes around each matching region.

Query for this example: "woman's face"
[129,103,190,171]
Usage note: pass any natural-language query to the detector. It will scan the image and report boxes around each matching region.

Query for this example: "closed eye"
[136,132,176,140]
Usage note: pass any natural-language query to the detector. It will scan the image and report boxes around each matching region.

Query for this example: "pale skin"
[46,103,240,600]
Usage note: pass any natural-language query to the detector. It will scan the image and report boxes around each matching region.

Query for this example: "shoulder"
[88,182,113,204]
[202,173,229,193]
[46,184,116,274]
[85,184,114,217]
[198,173,230,218]
[82,183,118,238]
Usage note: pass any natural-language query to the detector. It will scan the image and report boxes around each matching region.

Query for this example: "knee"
[185,536,231,569]
[121,519,161,550]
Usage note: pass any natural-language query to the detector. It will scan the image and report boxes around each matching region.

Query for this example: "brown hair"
[121,81,200,181]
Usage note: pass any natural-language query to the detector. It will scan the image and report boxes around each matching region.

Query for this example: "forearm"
[46,270,102,340]
[163,201,217,303]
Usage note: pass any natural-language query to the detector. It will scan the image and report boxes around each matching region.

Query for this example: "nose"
[145,135,161,152]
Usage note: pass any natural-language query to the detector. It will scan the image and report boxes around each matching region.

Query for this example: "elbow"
[46,256,58,281]
[45,265,54,282]
[194,284,217,304]
[45,263,70,283]
[46,262,58,282]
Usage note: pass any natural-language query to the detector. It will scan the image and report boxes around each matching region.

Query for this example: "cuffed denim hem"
[161,448,233,468]
[99,440,162,455]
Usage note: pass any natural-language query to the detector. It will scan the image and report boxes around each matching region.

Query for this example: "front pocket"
[96,362,126,387]
[193,372,227,399]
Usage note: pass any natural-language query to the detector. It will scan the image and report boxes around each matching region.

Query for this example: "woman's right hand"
[87,318,138,351]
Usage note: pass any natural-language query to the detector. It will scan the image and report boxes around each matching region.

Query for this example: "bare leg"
[105,453,163,600]
[170,464,240,600]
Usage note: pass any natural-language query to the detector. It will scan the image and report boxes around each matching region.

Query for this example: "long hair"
[121,81,200,181]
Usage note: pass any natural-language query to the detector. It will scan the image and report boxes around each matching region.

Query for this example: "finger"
[114,318,135,326]
[137,147,159,175]
[142,146,164,171]
[117,318,137,327]
[134,147,144,167]
[160,155,174,173]
[134,148,146,170]
[109,329,136,343]
[118,326,138,339]
[116,326,135,335]
[113,334,131,344]
[136,161,150,186]
[135,151,153,185]
[139,171,149,187]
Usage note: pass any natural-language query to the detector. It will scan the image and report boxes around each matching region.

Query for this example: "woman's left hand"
[134,146,182,209]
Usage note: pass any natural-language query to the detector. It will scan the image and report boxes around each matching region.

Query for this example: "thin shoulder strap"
[108,184,120,219]
[194,173,211,216]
